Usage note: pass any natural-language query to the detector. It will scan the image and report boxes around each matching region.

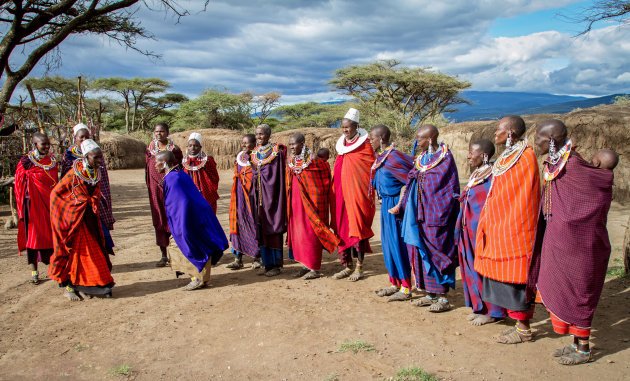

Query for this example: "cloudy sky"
[12,0,630,103]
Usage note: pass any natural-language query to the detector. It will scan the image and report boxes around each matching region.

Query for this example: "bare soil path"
[0,169,629,380]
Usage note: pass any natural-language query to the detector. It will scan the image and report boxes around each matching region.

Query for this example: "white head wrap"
[343,108,360,124]
[81,139,100,155]
[188,132,202,144]
[73,123,89,136]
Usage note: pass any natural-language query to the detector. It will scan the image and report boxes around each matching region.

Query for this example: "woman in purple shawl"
[456,139,506,325]
[369,125,413,302]
[529,120,615,365]
[251,124,287,277]
[155,150,228,291]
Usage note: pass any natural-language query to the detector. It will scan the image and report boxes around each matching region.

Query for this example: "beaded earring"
[506,131,513,149]
[379,139,384,152]
[427,138,435,155]
[483,153,489,165]
[549,138,556,157]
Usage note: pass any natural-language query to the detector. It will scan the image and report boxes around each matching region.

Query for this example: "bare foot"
[64,289,82,302]
[348,269,364,282]
[466,313,477,321]
[470,315,496,326]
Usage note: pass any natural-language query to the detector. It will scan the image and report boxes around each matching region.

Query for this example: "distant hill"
[450,91,627,122]
[450,91,587,121]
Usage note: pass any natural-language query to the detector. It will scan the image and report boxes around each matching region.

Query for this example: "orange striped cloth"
[474,146,541,284]
[332,140,376,240]
[229,163,253,235]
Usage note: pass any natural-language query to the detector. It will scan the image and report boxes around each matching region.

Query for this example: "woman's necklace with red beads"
[251,143,278,166]
[73,159,100,185]
[28,150,57,171]
[149,138,174,155]
[182,152,208,171]
[288,147,312,174]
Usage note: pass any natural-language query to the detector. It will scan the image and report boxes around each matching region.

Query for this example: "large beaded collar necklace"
[465,164,492,191]
[371,143,395,172]
[336,128,369,155]
[251,143,279,166]
[492,139,527,177]
[543,139,572,182]
[236,151,251,167]
[149,138,174,155]
[414,143,448,172]
[28,150,57,170]
[288,146,313,174]
[183,151,208,171]
[73,159,100,185]
[70,145,84,158]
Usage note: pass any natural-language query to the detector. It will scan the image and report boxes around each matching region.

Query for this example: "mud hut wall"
[99,131,147,170]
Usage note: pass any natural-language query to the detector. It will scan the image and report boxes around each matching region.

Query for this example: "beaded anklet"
[515,324,532,337]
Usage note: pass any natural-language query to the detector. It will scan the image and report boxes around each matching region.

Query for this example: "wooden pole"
[25,84,45,134]
[77,76,82,122]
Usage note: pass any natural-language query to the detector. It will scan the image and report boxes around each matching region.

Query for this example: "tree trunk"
[124,104,130,134]
[0,74,21,114]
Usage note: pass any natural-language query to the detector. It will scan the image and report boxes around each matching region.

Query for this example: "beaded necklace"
[70,145,84,158]
[414,143,448,172]
[251,143,279,166]
[149,138,174,156]
[465,164,492,191]
[542,139,572,220]
[182,152,208,171]
[371,143,394,172]
[288,146,313,174]
[492,139,527,177]
[28,150,57,171]
[73,159,100,185]
[543,139,572,182]
[236,151,251,167]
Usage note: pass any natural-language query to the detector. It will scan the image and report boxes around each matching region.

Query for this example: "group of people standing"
[15,107,618,366]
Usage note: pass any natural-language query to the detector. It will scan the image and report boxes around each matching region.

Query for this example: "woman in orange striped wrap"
[331,108,376,282]
[475,115,541,344]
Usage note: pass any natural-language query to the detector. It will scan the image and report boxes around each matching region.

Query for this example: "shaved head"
[32,132,48,143]
[156,150,176,167]
[257,124,271,137]
[290,132,305,144]
[538,119,567,141]
[501,115,526,138]
[418,124,439,139]
[592,149,619,170]
[371,124,391,141]
[471,138,495,159]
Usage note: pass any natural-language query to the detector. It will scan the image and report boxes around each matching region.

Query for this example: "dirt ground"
[0,168,629,381]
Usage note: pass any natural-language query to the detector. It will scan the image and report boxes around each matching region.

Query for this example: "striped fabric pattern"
[474,147,541,284]
[183,154,220,212]
[286,157,340,253]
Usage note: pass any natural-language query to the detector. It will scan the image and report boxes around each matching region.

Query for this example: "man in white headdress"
[331,108,376,281]
[182,132,220,212]
[49,139,115,301]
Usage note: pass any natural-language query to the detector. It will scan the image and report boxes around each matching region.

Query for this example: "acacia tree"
[0,0,205,113]
[252,91,281,125]
[21,75,88,121]
[173,87,253,130]
[329,59,471,134]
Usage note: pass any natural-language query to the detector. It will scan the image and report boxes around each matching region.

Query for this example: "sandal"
[292,267,310,278]
[30,274,39,285]
[375,286,399,297]
[226,260,243,270]
[348,269,364,282]
[428,298,452,313]
[303,270,322,280]
[155,257,170,267]
[265,268,281,277]
[553,345,577,357]
[64,288,82,302]
[251,259,262,270]
[558,349,591,365]
[387,291,411,302]
[333,268,353,280]
[413,295,437,307]
[182,278,205,291]
[497,325,533,344]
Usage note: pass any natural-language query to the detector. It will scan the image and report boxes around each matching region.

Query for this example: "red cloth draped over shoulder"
[331,140,376,240]
[229,162,253,235]
[286,158,340,253]
[14,155,58,252]
[183,154,220,212]
[474,147,541,284]
[48,169,114,286]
